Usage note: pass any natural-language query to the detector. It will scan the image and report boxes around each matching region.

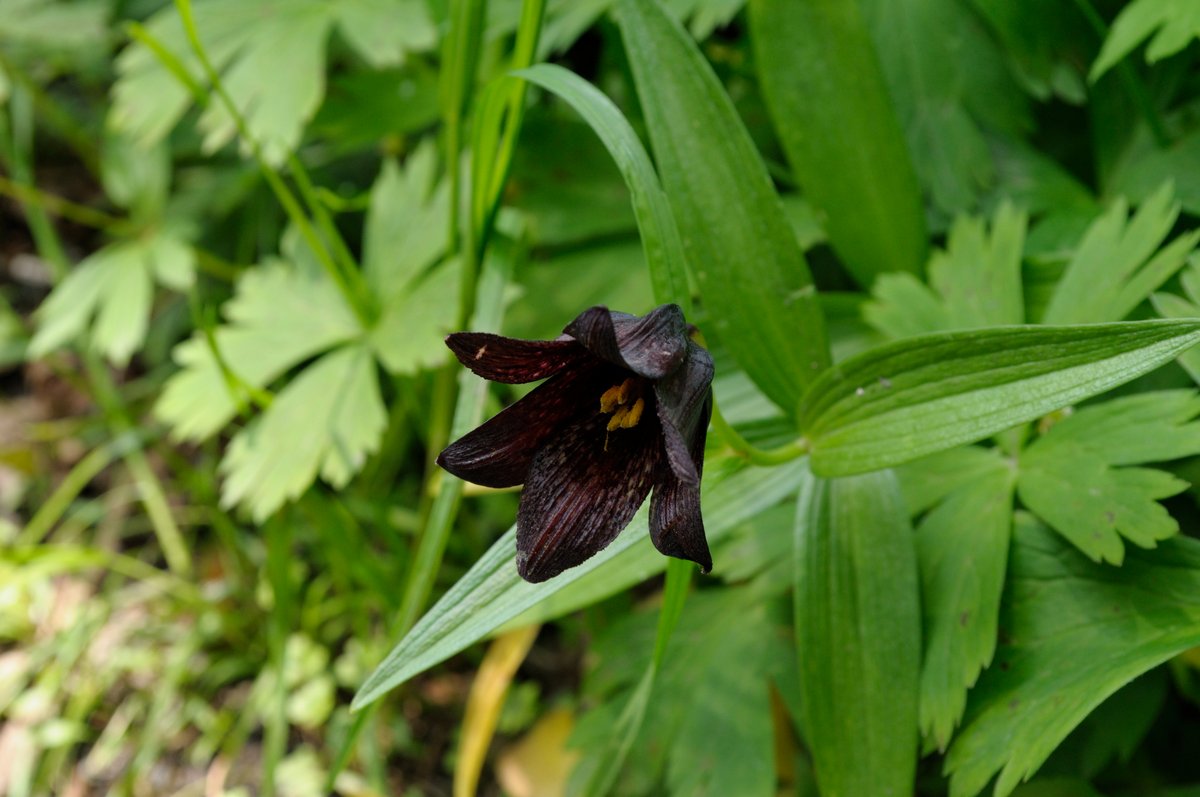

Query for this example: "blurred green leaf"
[571,586,788,797]
[794,466,920,797]
[946,514,1200,797]
[1043,182,1197,325]
[353,458,808,709]
[362,142,449,302]
[969,0,1088,103]
[221,343,386,522]
[749,0,927,287]
[860,0,1029,213]
[1110,126,1200,216]
[865,202,1027,339]
[1090,0,1200,81]
[29,233,196,366]
[101,131,171,220]
[798,320,1200,477]
[111,0,436,163]
[1017,390,1200,564]
[156,259,360,441]
[916,455,1014,750]
[617,0,829,413]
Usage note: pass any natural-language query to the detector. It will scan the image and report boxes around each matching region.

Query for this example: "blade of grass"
[515,63,691,311]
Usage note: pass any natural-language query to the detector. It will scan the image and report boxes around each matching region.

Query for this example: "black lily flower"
[436,304,715,583]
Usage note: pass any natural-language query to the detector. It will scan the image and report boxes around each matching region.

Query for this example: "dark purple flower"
[436,304,715,583]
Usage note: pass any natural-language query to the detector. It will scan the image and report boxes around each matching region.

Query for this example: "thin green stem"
[0,173,130,232]
[170,0,371,327]
[709,400,809,466]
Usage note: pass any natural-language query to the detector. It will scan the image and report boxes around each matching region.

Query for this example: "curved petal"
[563,304,688,379]
[445,332,588,384]
[436,363,614,488]
[516,406,662,582]
[653,341,714,485]
[650,388,713,573]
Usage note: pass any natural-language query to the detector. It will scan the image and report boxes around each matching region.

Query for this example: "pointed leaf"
[1090,0,1200,80]
[616,0,829,413]
[353,457,808,710]
[799,320,1200,477]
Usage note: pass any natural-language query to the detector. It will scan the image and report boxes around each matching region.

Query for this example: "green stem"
[710,400,809,466]
[170,0,372,327]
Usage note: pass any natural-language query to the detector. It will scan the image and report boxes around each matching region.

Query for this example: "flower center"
[599,377,645,434]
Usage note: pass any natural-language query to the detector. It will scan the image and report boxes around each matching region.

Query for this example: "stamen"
[599,378,645,440]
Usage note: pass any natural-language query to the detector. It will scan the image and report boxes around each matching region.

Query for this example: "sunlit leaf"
[29,233,196,366]
[111,0,436,163]
[220,343,386,522]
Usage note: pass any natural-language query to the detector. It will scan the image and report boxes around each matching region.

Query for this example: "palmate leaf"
[157,153,456,518]
[798,320,1200,477]
[28,232,196,366]
[946,514,1200,797]
[220,344,386,522]
[865,202,1027,339]
[1090,0,1200,81]
[1016,390,1200,564]
[1042,182,1198,325]
[111,0,436,164]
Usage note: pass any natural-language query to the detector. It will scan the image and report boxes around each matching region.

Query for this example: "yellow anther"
[605,397,645,432]
[599,378,637,414]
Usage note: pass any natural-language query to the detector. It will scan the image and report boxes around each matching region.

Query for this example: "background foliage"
[6,0,1200,795]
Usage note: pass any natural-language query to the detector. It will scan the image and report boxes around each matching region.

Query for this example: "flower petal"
[650,387,713,573]
[437,363,614,488]
[653,341,714,486]
[563,304,688,379]
[445,332,587,384]
[516,407,662,582]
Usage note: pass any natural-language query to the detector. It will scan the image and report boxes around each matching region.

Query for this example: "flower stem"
[709,400,809,466]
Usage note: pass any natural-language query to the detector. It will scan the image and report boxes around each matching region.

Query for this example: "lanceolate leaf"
[798,320,1200,477]
[353,457,808,710]
[616,0,829,414]
[1090,0,1200,81]
[946,514,1200,797]
[749,0,927,287]
[794,466,921,797]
